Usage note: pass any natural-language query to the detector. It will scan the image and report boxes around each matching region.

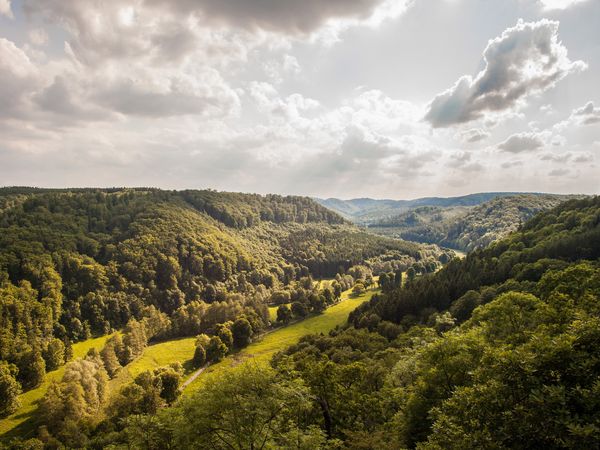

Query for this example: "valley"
[0,189,598,449]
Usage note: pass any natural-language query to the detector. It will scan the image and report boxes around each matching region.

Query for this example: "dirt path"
[181,363,210,390]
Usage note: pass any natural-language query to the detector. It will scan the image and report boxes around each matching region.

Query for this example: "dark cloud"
[34,76,109,121]
[425,19,586,127]
[147,0,387,34]
[498,132,545,153]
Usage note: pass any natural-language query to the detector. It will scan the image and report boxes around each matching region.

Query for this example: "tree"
[170,364,321,449]
[154,365,182,405]
[352,281,365,296]
[216,324,234,350]
[100,340,122,378]
[206,336,228,362]
[192,344,206,368]
[291,301,308,318]
[332,281,342,299]
[43,338,66,372]
[0,362,21,418]
[18,349,46,389]
[277,304,292,324]
[231,318,253,348]
[309,294,326,313]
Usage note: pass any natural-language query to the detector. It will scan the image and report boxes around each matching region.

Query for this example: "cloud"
[0,38,42,118]
[539,0,590,10]
[146,0,389,34]
[458,128,490,143]
[0,0,12,18]
[549,168,570,176]
[540,152,570,163]
[425,19,586,127]
[501,160,524,169]
[29,28,49,46]
[573,153,593,163]
[539,151,593,164]
[33,76,109,121]
[571,101,600,125]
[498,131,545,153]
[92,69,240,118]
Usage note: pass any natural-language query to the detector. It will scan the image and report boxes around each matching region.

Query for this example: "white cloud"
[425,19,586,127]
[29,28,49,46]
[0,38,43,118]
[458,128,490,143]
[0,0,12,18]
[498,131,546,153]
[571,101,600,125]
[539,0,590,10]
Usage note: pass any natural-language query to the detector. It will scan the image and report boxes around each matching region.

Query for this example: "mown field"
[0,334,116,438]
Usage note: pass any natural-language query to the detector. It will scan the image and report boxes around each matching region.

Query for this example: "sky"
[0,0,599,199]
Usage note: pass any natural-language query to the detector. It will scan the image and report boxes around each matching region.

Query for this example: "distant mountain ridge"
[316,192,584,252]
[315,192,541,223]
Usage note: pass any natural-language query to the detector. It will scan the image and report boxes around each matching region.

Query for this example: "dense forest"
[0,187,446,431]
[2,192,598,449]
[368,194,575,251]
[13,195,594,449]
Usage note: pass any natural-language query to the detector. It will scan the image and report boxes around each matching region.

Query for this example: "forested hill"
[0,187,345,228]
[369,193,575,251]
[0,188,445,403]
[315,192,531,222]
[255,195,600,449]
[352,195,600,326]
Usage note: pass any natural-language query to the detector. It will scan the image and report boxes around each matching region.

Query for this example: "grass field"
[184,285,379,393]
[0,333,116,439]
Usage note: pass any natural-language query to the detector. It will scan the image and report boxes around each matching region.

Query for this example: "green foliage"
[164,364,325,449]
[369,194,576,251]
[38,353,108,446]
[42,339,65,372]
[206,336,228,362]
[231,317,253,348]
[0,187,428,395]
[277,304,292,324]
[192,344,206,369]
[351,196,600,327]
[0,362,21,418]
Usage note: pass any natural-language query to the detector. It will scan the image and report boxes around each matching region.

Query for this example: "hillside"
[29,196,598,450]
[369,194,574,251]
[0,187,447,438]
[315,192,530,223]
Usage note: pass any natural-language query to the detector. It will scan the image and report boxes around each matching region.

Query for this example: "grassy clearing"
[184,286,379,394]
[108,337,198,393]
[0,333,116,439]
